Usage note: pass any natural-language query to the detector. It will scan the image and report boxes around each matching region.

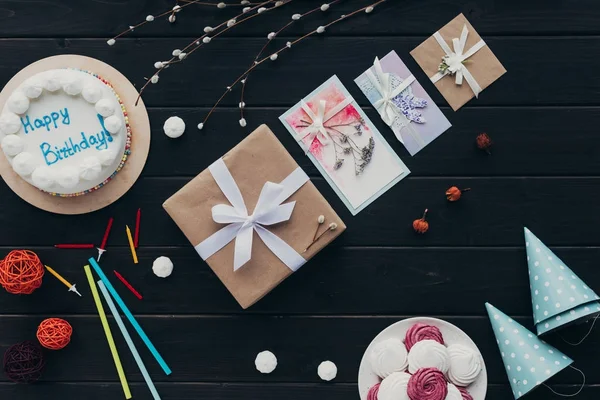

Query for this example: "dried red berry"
[446,186,470,202]
[476,133,492,154]
[413,209,429,234]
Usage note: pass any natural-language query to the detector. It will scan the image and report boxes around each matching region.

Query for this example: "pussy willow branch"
[239,0,343,121]
[134,0,291,105]
[109,0,263,41]
[202,0,387,127]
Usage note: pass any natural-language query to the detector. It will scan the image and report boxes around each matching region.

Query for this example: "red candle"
[54,244,95,249]
[100,217,114,250]
[113,270,143,300]
[134,208,141,248]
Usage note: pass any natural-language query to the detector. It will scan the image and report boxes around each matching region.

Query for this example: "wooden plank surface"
[0,0,598,399]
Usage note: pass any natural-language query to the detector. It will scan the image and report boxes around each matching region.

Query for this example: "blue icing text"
[21,107,70,134]
[40,114,114,166]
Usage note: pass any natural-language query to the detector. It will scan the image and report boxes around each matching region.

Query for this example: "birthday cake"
[0,68,131,197]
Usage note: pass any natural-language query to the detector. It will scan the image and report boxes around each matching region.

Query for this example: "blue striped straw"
[98,280,161,400]
[88,257,172,375]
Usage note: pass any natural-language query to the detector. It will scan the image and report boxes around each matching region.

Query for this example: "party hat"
[524,227,600,335]
[486,302,573,399]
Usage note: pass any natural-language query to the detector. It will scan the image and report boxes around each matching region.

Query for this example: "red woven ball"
[3,341,45,383]
[0,250,45,294]
[37,318,73,350]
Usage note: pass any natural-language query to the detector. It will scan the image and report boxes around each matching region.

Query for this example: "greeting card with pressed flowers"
[280,75,409,215]
[355,51,452,155]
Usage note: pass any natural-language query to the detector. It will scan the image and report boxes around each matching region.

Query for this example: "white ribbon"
[429,24,486,97]
[195,158,308,272]
[365,57,423,147]
[298,96,353,148]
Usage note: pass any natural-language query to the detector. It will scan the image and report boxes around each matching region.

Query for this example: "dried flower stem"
[304,222,338,253]
[203,0,387,127]
[135,0,289,105]
[239,0,343,120]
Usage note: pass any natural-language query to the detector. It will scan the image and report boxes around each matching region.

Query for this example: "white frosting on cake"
[1,69,128,195]
[445,383,463,400]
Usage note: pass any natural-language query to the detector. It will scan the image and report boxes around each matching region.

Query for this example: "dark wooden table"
[1,1,600,399]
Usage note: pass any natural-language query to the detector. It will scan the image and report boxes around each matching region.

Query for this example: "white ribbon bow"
[195,158,308,272]
[430,24,487,97]
[365,58,424,147]
[298,96,353,148]
[366,57,416,128]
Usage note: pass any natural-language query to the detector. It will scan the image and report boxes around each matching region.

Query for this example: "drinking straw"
[98,280,161,400]
[88,257,172,375]
[83,265,131,399]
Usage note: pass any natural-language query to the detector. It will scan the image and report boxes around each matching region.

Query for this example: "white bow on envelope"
[298,96,353,148]
[430,24,487,97]
[195,158,308,272]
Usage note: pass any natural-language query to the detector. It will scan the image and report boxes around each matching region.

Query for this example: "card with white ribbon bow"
[279,75,410,216]
[410,13,506,111]
[355,50,452,156]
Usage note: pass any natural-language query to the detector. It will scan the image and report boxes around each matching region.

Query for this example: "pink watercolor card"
[279,75,410,215]
[355,50,452,156]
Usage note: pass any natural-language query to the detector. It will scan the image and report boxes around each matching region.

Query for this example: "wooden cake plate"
[0,54,150,214]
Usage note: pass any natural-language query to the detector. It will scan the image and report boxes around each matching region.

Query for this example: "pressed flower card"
[279,75,410,215]
[355,50,452,156]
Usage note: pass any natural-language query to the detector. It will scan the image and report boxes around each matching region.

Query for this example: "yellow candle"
[126,225,138,264]
[84,265,132,399]
[44,265,72,289]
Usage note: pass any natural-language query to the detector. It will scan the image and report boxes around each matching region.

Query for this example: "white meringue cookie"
[163,116,185,138]
[255,350,277,374]
[0,113,22,135]
[44,72,63,92]
[407,339,450,374]
[12,152,36,176]
[31,166,55,190]
[104,116,122,134]
[378,371,411,400]
[82,83,103,103]
[1,135,24,156]
[317,361,337,381]
[56,166,80,188]
[79,157,102,181]
[446,344,482,386]
[445,383,463,400]
[7,92,30,114]
[95,98,115,117]
[152,256,174,278]
[370,338,408,378]
[98,149,117,166]
[21,78,44,99]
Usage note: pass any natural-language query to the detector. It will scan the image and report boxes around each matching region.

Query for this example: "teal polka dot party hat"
[524,227,600,335]
[486,302,573,399]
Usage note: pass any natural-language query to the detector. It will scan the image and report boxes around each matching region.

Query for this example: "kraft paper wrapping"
[163,124,346,309]
[410,13,506,111]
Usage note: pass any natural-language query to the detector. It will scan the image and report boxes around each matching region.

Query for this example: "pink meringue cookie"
[370,338,409,378]
[378,371,411,400]
[407,340,450,374]
[457,387,473,400]
[367,383,380,400]
[407,368,448,400]
[405,323,445,351]
[445,383,463,400]
[446,344,482,387]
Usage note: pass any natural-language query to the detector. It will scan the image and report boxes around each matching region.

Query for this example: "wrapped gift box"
[410,13,506,111]
[163,124,346,309]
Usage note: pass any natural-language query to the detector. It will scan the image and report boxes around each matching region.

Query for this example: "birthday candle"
[125,225,138,264]
[134,208,141,248]
[100,217,114,250]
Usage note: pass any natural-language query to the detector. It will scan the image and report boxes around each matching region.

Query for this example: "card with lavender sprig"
[279,75,410,215]
[355,51,452,156]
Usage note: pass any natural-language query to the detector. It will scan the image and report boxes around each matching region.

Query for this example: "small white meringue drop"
[0,113,22,135]
[152,256,174,278]
[104,116,122,134]
[12,152,37,176]
[98,149,117,166]
[255,351,277,374]
[317,361,337,381]
[1,135,24,156]
[95,99,115,117]
[82,83,103,103]
[79,157,102,181]
[31,166,55,190]
[7,92,30,114]
[163,116,186,139]
[56,166,80,188]
[21,78,44,99]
